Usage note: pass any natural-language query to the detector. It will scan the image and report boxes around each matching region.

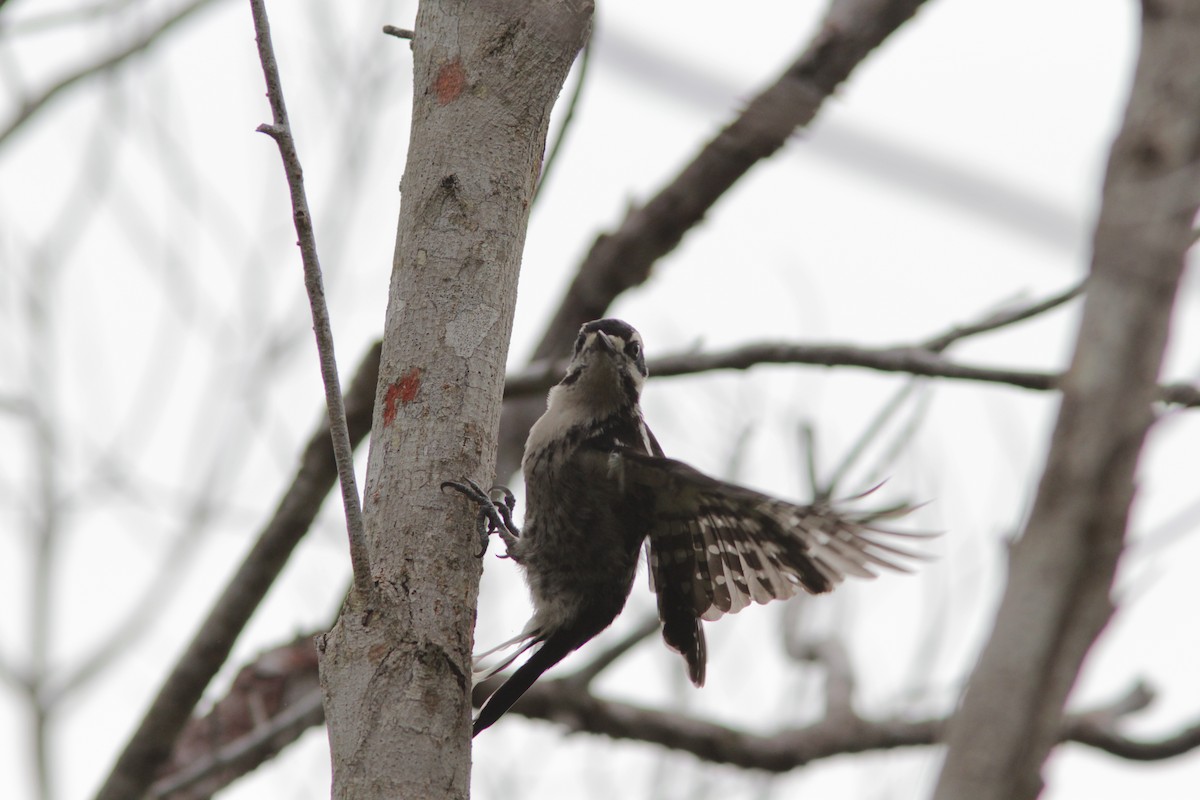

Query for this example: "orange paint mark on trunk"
[435,59,466,104]
[383,367,422,427]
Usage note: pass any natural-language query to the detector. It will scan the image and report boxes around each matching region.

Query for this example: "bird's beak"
[590,332,617,354]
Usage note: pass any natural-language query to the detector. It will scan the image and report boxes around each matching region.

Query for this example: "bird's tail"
[472,629,583,737]
[658,600,707,686]
[472,627,541,685]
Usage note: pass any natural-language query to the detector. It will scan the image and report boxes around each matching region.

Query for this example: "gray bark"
[933,2,1200,798]
[317,2,591,798]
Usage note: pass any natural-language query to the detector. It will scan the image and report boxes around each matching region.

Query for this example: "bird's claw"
[442,479,521,558]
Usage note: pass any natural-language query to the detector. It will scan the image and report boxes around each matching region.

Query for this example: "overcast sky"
[2,1,1198,799]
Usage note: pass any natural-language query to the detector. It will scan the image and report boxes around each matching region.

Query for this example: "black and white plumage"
[446,319,924,736]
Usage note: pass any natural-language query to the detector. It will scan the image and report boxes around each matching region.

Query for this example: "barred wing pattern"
[611,449,924,683]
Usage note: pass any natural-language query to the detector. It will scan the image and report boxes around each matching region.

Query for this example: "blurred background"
[2,1,1198,798]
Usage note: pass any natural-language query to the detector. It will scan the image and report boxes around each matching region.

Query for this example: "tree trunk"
[933,2,1200,798]
[317,2,591,798]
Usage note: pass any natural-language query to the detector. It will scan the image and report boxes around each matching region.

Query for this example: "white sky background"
[2,1,1199,799]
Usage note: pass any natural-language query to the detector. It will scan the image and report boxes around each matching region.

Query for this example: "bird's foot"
[441,479,521,558]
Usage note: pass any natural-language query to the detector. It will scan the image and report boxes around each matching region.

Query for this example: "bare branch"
[249,0,370,599]
[1069,681,1155,729]
[149,638,322,800]
[91,343,379,800]
[532,35,592,205]
[820,380,922,499]
[87,272,1163,799]
[567,617,662,689]
[506,677,1200,772]
[920,281,1085,353]
[382,25,414,40]
[0,0,221,147]
[149,690,324,800]
[514,679,941,769]
[1066,718,1200,762]
[27,200,61,800]
[934,3,1200,797]
[0,651,22,690]
[495,280,1196,408]
[165,637,1200,787]
[536,0,930,352]
[648,344,1063,389]
[502,342,1053,399]
[497,0,932,478]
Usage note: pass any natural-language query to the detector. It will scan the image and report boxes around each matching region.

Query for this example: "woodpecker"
[445,318,924,736]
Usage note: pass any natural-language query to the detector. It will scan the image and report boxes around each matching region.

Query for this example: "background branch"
[94,276,1146,797]
[148,637,322,800]
[920,281,1085,352]
[564,617,661,689]
[499,282,1200,408]
[7,0,1195,798]
[154,632,1200,790]
[150,689,324,800]
[496,0,931,478]
[0,0,222,147]
[507,677,1200,772]
[1068,718,1200,762]
[91,343,379,800]
[786,637,858,722]
[532,36,592,205]
[933,3,1200,797]
[86,267,1177,798]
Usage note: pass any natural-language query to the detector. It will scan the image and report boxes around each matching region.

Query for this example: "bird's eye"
[574,332,586,354]
[626,340,641,359]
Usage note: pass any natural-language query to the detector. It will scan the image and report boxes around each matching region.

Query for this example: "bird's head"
[547,319,648,419]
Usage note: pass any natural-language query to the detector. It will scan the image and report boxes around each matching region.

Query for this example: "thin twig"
[1067,718,1200,761]
[28,210,60,800]
[568,617,661,689]
[921,281,1085,353]
[532,34,592,205]
[862,384,934,488]
[0,0,134,34]
[249,0,372,600]
[821,380,921,499]
[798,423,822,500]
[819,282,1086,495]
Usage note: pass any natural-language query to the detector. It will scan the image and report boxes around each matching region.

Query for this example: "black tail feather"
[472,630,581,736]
[660,611,706,687]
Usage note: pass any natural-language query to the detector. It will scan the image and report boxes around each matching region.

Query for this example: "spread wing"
[607,448,926,684]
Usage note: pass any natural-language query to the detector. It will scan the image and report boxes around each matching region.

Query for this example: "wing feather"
[616,449,925,624]
[587,443,927,686]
